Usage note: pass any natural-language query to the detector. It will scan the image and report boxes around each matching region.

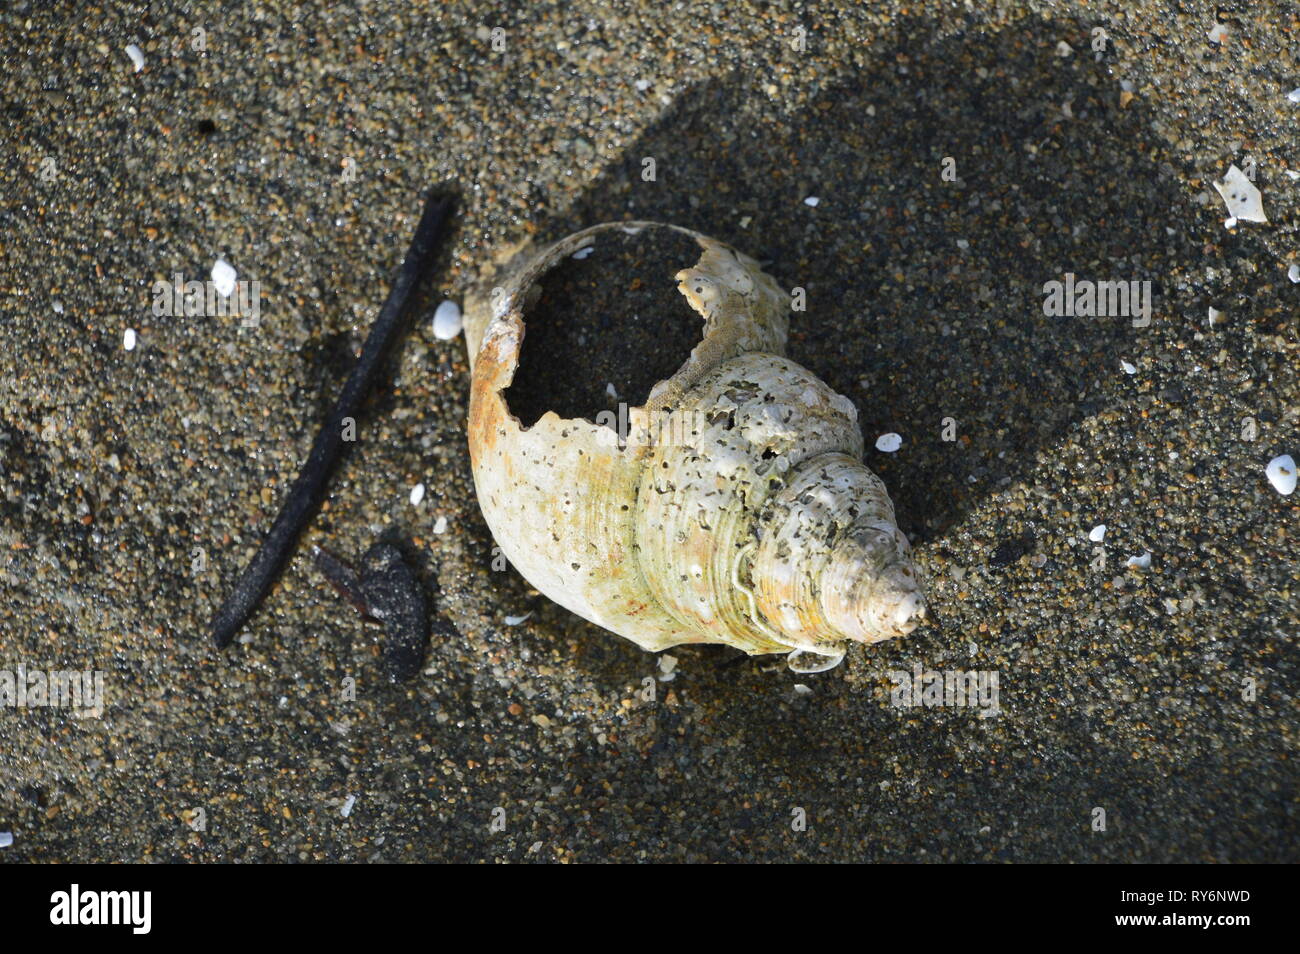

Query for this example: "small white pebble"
[123,328,137,351]
[1288,264,1300,284]
[125,44,145,72]
[1056,41,1073,57]
[1288,88,1300,103]
[1120,359,1136,375]
[659,654,678,675]
[634,78,652,91]
[53,301,64,314]
[211,258,237,297]
[0,832,12,848]
[793,683,813,695]
[409,482,425,506]
[803,196,821,207]
[956,238,969,250]
[433,515,448,534]
[1214,165,1267,224]
[504,612,533,626]
[1208,23,1230,44]
[1208,306,1223,326]
[738,215,753,229]
[1265,454,1296,495]
[875,432,903,453]
[571,246,594,260]
[1125,551,1152,570]
[341,795,356,818]
[605,382,618,400]
[1286,170,1300,181]
[1089,524,1107,542]
[1224,216,1238,229]
[432,300,463,340]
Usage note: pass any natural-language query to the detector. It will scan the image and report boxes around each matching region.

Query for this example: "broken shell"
[464,222,926,672]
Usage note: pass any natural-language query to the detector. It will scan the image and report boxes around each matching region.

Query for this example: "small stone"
[1089,524,1107,542]
[1213,165,1267,224]
[1265,454,1296,495]
[409,482,425,506]
[432,300,463,340]
[125,44,145,72]
[433,515,448,534]
[875,432,902,453]
[211,258,237,297]
[123,328,137,351]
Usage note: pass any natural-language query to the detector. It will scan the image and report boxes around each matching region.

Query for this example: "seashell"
[463,222,926,672]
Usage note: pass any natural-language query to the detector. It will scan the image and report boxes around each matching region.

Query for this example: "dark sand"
[1,1,1296,861]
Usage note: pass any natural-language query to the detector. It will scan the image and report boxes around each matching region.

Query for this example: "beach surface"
[0,0,1296,861]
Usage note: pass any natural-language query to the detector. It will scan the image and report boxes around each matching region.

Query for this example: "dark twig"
[210,190,454,649]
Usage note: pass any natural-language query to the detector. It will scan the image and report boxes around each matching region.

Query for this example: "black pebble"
[359,543,430,683]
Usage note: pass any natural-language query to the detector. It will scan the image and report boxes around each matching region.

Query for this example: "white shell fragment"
[875,432,903,453]
[433,515,448,534]
[803,196,821,207]
[1089,524,1107,542]
[1265,454,1297,496]
[1213,165,1268,224]
[432,300,463,340]
[211,258,237,297]
[1120,359,1136,375]
[504,612,533,626]
[123,328,137,351]
[1207,23,1230,44]
[409,482,425,506]
[1288,88,1300,103]
[125,44,145,72]
[463,222,927,671]
[1125,551,1152,570]
[341,795,356,818]
[1288,264,1300,284]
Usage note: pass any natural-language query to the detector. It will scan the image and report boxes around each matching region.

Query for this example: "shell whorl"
[633,351,925,659]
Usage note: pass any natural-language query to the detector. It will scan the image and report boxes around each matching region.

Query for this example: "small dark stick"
[210,191,454,649]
